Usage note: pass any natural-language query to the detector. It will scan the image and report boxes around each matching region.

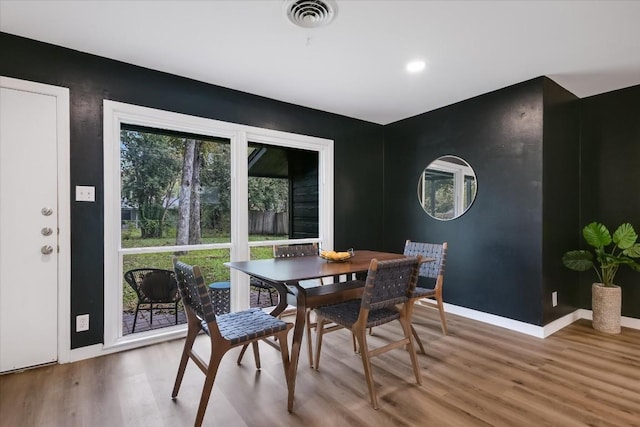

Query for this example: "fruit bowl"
[319,248,354,262]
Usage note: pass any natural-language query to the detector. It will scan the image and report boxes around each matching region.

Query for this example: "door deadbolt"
[41,207,53,216]
[41,227,53,236]
[41,245,54,255]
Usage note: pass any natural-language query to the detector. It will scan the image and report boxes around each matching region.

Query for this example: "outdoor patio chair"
[123,268,181,333]
[250,276,277,305]
[403,240,448,354]
[172,257,293,427]
[313,256,423,409]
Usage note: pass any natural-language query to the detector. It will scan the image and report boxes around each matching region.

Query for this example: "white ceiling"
[2,0,639,125]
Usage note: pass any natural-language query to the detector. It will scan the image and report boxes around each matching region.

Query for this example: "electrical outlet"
[76,314,90,332]
[75,185,95,202]
[552,291,558,307]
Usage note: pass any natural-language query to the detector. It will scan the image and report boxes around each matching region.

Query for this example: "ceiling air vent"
[283,0,338,28]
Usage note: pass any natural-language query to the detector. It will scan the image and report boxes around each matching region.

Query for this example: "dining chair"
[123,268,181,333]
[238,243,322,367]
[172,257,292,427]
[275,243,326,367]
[313,256,423,409]
[403,240,448,354]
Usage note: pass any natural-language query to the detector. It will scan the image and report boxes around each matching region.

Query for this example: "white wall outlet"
[76,314,90,332]
[552,291,558,307]
[75,185,95,202]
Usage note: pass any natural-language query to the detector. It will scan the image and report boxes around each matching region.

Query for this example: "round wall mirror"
[417,155,477,220]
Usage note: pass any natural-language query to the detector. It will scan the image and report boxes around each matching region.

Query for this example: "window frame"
[103,100,334,351]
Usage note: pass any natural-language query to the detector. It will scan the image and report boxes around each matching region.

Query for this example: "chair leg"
[400,317,422,385]
[150,304,153,325]
[252,341,261,370]
[132,305,140,333]
[174,302,179,326]
[411,324,426,355]
[172,322,200,398]
[354,327,378,410]
[194,349,225,427]
[314,316,327,371]
[275,329,292,407]
[236,342,261,370]
[306,309,314,368]
[437,296,448,335]
[237,344,249,365]
[268,289,274,306]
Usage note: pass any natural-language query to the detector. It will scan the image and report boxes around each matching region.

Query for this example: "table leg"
[266,281,289,318]
[287,284,307,412]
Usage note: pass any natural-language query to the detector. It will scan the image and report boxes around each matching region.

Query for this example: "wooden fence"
[249,211,288,235]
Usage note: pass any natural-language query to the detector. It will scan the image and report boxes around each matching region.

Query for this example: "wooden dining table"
[225,249,416,411]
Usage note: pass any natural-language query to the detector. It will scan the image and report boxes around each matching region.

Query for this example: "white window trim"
[102,100,334,353]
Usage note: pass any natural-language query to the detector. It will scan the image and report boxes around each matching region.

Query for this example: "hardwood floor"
[1,308,639,427]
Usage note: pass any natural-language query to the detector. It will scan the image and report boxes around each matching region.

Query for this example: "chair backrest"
[123,268,179,302]
[403,241,447,288]
[172,258,216,326]
[273,243,318,258]
[274,243,322,285]
[360,257,421,311]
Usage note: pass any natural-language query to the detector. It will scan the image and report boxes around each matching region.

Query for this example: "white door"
[0,84,60,372]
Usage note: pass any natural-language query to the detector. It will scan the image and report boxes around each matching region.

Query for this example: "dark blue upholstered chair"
[313,256,423,409]
[172,258,292,427]
[403,240,448,354]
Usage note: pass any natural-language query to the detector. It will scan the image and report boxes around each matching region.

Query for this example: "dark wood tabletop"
[225,250,407,284]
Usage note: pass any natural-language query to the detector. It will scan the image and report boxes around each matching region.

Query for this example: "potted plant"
[562,222,640,334]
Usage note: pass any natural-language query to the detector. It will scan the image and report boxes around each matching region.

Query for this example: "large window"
[104,101,333,350]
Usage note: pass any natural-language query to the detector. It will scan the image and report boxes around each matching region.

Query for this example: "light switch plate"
[76,185,95,202]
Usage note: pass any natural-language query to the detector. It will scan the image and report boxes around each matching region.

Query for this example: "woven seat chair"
[248,243,320,306]
[238,243,322,367]
[314,256,423,409]
[172,258,292,427]
[275,243,325,367]
[123,268,181,333]
[403,240,448,354]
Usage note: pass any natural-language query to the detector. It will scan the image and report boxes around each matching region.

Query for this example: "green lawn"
[121,231,284,312]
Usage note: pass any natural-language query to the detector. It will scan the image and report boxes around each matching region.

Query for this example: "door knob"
[41,227,53,236]
[41,207,53,216]
[41,245,54,255]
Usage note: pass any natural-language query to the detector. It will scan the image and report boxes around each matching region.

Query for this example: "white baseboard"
[68,327,187,363]
[65,304,639,364]
[422,302,640,339]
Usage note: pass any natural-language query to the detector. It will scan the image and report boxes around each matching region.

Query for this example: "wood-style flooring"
[1,307,639,427]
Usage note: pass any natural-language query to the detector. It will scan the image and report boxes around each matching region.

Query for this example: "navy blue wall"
[579,85,640,317]
[383,78,552,325]
[0,32,384,348]
[541,78,581,323]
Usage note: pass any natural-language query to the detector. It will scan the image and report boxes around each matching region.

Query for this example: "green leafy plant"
[562,222,640,286]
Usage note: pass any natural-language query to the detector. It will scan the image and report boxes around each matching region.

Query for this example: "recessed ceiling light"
[406,60,426,73]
